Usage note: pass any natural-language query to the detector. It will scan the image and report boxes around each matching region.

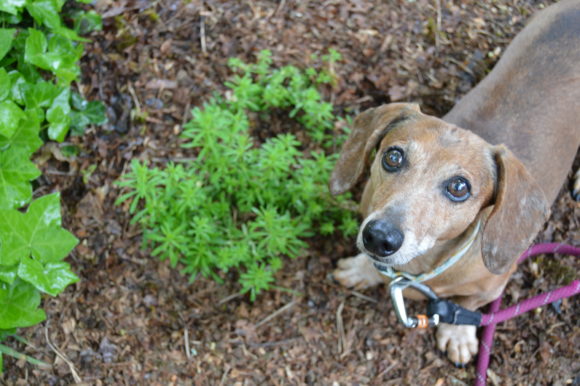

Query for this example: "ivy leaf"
[83,100,108,125]
[25,0,63,31]
[70,99,107,135]
[0,265,18,284]
[25,1,82,41]
[22,81,60,110]
[0,29,16,62]
[8,72,26,106]
[0,100,26,139]
[0,147,41,210]
[0,69,9,102]
[24,29,82,83]
[0,0,25,16]
[18,258,78,296]
[47,88,71,142]
[0,115,43,156]
[0,194,78,266]
[71,10,103,35]
[0,279,46,330]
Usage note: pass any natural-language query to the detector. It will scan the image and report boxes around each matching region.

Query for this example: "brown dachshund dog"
[330,0,580,365]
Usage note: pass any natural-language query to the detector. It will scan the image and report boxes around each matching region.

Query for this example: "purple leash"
[388,243,579,385]
[475,243,580,386]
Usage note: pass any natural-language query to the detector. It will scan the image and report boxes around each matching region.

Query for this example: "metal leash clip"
[389,276,440,328]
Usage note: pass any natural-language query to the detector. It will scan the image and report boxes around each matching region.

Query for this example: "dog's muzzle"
[362,219,404,259]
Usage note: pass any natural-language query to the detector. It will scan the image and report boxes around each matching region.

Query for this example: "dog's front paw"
[436,323,479,365]
[333,253,384,289]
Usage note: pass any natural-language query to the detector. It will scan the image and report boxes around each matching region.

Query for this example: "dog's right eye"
[382,147,405,172]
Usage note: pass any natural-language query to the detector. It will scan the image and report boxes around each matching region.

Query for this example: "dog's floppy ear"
[481,145,550,274]
[329,103,420,195]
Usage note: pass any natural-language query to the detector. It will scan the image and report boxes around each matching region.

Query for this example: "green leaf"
[0,342,51,369]
[70,92,87,110]
[70,98,107,135]
[46,88,71,142]
[25,0,62,32]
[8,72,26,105]
[24,29,82,83]
[18,258,78,296]
[0,329,16,342]
[0,147,41,210]
[0,69,9,102]
[0,0,25,15]
[0,265,18,284]
[0,194,78,265]
[83,101,107,125]
[72,10,103,35]
[0,279,46,330]
[0,100,26,139]
[69,111,90,135]
[0,29,16,62]
[24,29,47,63]
[22,81,60,110]
[0,115,42,155]
[47,106,71,142]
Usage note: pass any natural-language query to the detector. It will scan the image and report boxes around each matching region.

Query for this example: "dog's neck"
[393,214,485,276]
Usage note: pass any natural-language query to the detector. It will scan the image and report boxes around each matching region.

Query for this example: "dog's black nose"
[362,220,404,257]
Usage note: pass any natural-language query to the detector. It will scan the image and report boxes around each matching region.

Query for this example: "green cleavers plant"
[0,0,106,372]
[117,50,358,301]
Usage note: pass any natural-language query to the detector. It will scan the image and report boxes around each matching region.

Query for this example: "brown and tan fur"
[330,0,580,365]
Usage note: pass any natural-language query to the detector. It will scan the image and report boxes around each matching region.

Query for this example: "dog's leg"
[333,253,384,289]
[435,293,500,365]
[436,323,479,365]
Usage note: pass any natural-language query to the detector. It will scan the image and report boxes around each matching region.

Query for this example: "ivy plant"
[0,0,106,372]
[117,50,358,301]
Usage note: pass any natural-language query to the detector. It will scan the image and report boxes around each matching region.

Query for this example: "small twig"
[181,100,191,127]
[45,327,82,383]
[249,337,302,348]
[435,0,442,48]
[274,0,286,16]
[200,15,207,55]
[127,82,141,113]
[184,328,191,360]
[336,301,345,355]
[219,365,231,386]
[255,300,296,328]
[374,362,398,381]
[350,290,378,303]
[218,292,243,305]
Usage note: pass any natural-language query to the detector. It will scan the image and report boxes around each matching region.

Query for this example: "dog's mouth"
[365,251,397,264]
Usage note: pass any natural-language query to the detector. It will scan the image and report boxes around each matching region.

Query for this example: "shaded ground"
[2,0,579,384]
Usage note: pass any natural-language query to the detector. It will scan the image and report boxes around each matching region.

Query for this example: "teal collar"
[373,219,482,283]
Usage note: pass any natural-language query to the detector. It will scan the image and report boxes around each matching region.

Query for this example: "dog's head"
[330,103,549,274]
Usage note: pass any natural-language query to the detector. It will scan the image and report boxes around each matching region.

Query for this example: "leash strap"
[427,299,482,326]
[475,243,580,386]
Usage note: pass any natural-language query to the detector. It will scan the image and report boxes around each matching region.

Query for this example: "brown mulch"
[2,0,579,385]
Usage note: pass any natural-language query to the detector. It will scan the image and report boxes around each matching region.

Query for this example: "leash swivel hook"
[388,276,440,328]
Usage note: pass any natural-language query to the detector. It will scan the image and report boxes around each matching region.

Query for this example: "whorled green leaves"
[117,50,358,301]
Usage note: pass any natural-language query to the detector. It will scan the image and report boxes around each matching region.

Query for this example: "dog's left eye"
[445,176,471,202]
[382,147,405,172]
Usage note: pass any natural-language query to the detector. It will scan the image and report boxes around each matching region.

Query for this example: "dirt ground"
[2,0,579,385]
